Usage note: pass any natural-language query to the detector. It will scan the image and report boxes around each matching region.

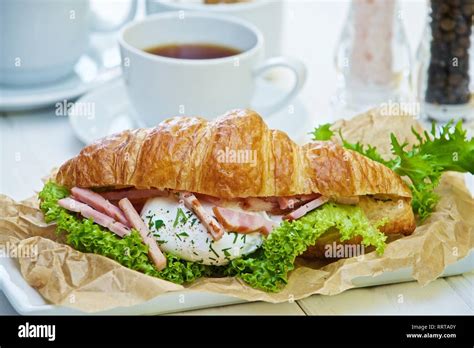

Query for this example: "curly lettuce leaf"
[412,121,474,173]
[340,131,395,167]
[389,121,473,220]
[311,120,474,221]
[311,124,393,165]
[309,123,334,141]
[224,203,387,292]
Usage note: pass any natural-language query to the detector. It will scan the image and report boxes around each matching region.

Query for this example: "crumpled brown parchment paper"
[0,109,473,312]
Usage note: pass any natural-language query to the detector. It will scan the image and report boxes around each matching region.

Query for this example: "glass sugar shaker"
[332,0,412,116]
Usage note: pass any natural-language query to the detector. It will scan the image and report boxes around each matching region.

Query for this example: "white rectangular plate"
[1,174,473,315]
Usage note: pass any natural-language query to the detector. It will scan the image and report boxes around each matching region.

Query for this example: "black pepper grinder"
[417,0,473,121]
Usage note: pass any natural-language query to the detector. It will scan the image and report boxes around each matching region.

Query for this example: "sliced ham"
[178,192,224,241]
[195,193,225,206]
[71,187,130,227]
[241,197,278,212]
[283,196,329,221]
[126,199,147,216]
[213,207,277,236]
[58,197,131,237]
[119,198,167,271]
[198,195,280,213]
[278,194,320,210]
[99,189,168,201]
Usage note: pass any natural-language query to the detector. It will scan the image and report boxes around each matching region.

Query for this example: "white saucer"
[0,49,121,112]
[69,78,312,144]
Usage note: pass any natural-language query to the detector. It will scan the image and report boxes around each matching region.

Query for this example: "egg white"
[141,196,266,266]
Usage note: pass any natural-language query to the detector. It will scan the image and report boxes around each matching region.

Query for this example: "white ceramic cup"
[145,0,284,58]
[119,12,306,126]
[0,0,138,86]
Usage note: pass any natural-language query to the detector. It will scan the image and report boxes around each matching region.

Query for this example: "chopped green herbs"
[176,231,189,241]
[173,207,188,227]
[222,248,232,258]
[231,232,238,244]
[209,243,220,259]
[154,219,165,230]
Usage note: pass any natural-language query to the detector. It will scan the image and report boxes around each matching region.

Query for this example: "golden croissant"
[55,109,416,260]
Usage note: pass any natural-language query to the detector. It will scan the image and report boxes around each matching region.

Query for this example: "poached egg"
[141,196,266,266]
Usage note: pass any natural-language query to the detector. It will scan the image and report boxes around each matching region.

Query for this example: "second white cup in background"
[145,0,284,59]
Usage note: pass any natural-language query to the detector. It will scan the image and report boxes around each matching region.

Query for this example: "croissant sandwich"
[40,109,421,292]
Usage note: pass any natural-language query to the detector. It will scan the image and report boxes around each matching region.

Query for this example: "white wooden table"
[1,0,472,315]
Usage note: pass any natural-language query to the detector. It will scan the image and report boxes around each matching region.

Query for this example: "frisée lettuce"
[311,120,474,221]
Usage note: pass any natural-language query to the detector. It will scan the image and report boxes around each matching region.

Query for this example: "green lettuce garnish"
[224,203,386,292]
[311,121,474,221]
[39,182,386,292]
[309,123,334,141]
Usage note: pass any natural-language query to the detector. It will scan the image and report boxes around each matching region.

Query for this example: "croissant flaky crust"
[56,109,412,200]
